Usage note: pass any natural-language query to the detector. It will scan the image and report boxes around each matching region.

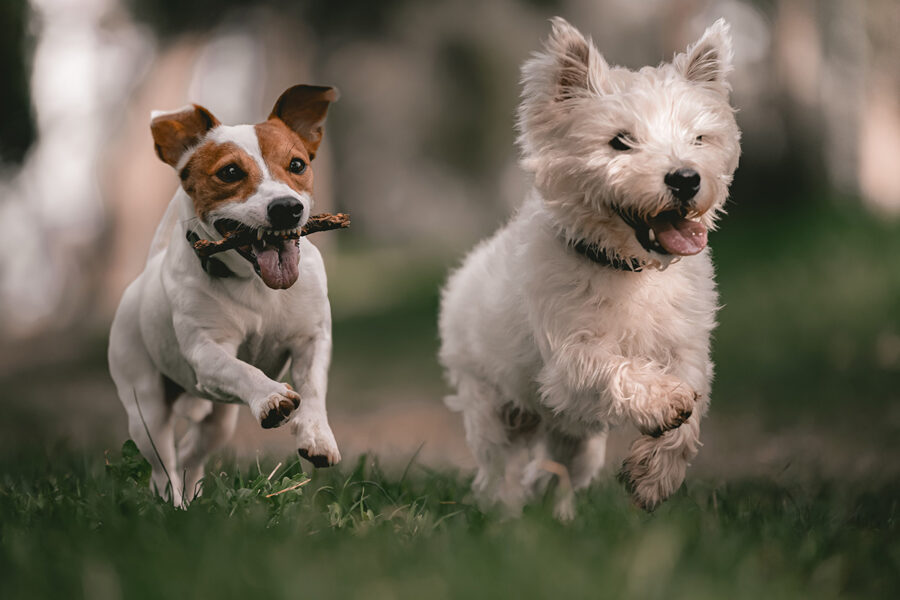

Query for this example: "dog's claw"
[261,399,297,429]
[649,406,693,437]
[298,449,333,468]
[636,379,697,436]
[256,387,302,429]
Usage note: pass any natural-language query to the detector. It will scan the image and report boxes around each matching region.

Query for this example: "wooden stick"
[265,478,310,498]
[192,212,350,258]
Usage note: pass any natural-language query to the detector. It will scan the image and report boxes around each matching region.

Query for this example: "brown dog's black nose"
[267,197,304,229]
[664,168,701,202]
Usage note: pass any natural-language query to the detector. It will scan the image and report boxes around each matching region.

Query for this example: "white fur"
[109,125,338,507]
[439,18,740,516]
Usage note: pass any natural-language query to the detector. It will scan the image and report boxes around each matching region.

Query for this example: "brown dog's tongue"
[253,240,300,289]
[648,213,708,256]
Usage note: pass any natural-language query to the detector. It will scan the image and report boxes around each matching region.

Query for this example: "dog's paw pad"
[261,401,293,429]
[298,448,334,468]
[258,390,302,429]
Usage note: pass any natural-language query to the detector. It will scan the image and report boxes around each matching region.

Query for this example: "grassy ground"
[1,442,897,600]
[0,200,898,598]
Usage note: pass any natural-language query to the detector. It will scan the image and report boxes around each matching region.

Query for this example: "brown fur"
[255,120,315,196]
[180,141,262,219]
[151,85,339,223]
[150,104,220,167]
[268,85,339,159]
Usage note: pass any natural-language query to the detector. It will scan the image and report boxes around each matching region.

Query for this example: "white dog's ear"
[675,19,734,92]
[544,17,608,100]
[150,104,220,167]
[269,84,339,160]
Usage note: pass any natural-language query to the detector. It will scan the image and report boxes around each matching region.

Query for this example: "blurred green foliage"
[713,199,900,422]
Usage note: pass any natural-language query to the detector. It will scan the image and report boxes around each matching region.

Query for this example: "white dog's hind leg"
[450,377,539,516]
[619,415,702,511]
[177,401,240,502]
[567,430,608,490]
[110,294,183,506]
[119,378,182,506]
[535,429,608,520]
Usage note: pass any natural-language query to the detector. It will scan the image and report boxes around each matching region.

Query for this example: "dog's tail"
[146,196,180,263]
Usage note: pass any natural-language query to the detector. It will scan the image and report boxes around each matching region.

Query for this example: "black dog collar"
[570,239,643,272]
[185,230,235,278]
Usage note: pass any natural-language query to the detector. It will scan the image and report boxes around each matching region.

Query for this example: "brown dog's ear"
[269,85,339,159]
[150,104,220,167]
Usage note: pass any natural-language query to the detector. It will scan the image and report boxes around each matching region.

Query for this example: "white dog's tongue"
[648,213,708,256]
[253,240,300,289]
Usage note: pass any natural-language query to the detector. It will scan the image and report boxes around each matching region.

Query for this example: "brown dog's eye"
[289,158,307,174]
[216,163,245,183]
[609,132,633,151]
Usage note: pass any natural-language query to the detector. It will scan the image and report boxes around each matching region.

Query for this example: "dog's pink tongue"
[649,214,708,256]
[254,240,300,289]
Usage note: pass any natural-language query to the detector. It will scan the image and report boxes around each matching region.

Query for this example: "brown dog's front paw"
[298,449,333,468]
[255,386,301,429]
[294,417,341,467]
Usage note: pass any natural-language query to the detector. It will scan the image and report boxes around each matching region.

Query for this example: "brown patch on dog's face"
[255,120,315,197]
[179,141,263,219]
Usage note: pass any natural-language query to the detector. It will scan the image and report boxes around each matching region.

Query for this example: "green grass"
[711,201,900,425]
[1,442,898,599]
[1,201,898,598]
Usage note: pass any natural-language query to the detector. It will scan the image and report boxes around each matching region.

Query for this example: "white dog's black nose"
[267,197,304,229]
[664,168,701,202]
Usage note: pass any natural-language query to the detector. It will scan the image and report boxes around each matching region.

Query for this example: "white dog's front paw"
[618,433,689,512]
[292,416,340,468]
[634,376,696,437]
[251,383,301,429]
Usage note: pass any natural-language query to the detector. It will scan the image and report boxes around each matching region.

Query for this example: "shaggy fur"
[439,18,740,516]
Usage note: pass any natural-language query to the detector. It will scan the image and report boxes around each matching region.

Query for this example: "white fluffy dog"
[439,18,740,516]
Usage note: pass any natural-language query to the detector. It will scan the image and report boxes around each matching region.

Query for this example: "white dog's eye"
[289,158,307,174]
[693,135,704,146]
[216,163,246,183]
[609,132,633,151]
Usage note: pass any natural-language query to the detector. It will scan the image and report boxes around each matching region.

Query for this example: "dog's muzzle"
[213,219,301,290]
[616,206,708,256]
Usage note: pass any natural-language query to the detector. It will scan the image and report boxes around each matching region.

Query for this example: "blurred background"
[0,0,898,484]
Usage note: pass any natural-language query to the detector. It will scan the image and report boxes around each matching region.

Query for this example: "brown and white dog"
[108,85,341,506]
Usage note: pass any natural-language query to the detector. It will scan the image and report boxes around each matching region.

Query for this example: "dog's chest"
[582,267,715,357]
[236,330,292,377]
[220,293,316,377]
